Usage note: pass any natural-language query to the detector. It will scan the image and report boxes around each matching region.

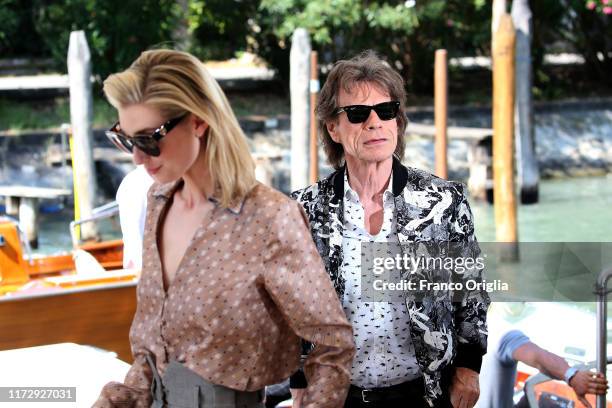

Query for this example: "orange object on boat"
[516,369,612,407]
[0,218,29,286]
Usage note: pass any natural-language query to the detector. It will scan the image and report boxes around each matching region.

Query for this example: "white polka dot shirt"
[341,172,421,388]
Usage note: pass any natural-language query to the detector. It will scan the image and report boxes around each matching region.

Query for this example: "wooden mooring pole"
[0,187,71,249]
[19,198,38,248]
[290,29,311,191]
[434,50,448,179]
[493,15,519,260]
[492,0,507,40]
[309,51,319,184]
[5,197,19,216]
[512,0,539,204]
[68,31,98,242]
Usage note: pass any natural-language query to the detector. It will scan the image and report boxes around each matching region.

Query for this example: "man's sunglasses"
[334,101,400,124]
[105,114,187,157]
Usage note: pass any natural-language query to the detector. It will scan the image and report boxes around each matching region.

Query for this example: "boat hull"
[0,282,136,363]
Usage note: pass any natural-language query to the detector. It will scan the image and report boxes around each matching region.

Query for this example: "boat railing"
[69,201,119,248]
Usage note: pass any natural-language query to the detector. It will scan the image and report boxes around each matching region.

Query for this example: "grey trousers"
[146,355,264,408]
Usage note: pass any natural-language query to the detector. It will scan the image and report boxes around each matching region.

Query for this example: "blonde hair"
[103,49,256,208]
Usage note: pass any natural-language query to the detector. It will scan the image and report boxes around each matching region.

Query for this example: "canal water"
[35,209,122,255]
[33,174,611,255]
[472,174,612,242]
[6,101,612,252]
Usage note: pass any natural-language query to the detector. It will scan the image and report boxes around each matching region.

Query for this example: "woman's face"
[117,104,208,184]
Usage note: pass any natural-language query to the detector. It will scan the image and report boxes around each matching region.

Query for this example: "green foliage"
[0,0,47,56]
[531,0,612,90]
[257,0,490,92]
[0,0,20,50]
[186,0,260,60]
[24,0,178,80]
[0,96,116,131]
[1,0,610,97]
[0,93,287,131]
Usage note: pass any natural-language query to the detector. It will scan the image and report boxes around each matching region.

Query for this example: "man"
[477,329,608,407]
[115,165,153,270]
[290,51,490,407]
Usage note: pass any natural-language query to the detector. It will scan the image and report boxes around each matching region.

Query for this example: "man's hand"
[450,367,480,408]
[290,388,306,408]
[569,371,608,408]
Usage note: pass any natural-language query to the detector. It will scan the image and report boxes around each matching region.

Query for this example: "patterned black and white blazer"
[290,157,490,406]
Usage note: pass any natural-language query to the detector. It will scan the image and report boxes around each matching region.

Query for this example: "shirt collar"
[343,171,394,203]
[208,196,244,215]
[152,179,244,215]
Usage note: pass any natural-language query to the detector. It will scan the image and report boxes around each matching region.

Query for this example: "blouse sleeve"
[262,200,355,408]
[92,291,155,408]
[92,353,153,407]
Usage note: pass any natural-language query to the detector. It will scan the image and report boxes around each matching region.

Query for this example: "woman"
[94,49,354,408]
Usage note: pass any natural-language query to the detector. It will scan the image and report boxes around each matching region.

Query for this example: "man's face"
[326,81,398,165]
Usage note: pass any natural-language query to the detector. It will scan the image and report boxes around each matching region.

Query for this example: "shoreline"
[1,95,611,136]
[0,97,610,199]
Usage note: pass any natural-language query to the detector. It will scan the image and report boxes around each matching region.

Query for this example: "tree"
[256,0,490,92]
[0,0,46,57]
[531,0,611,91]
[186,0,260,60]
[30,0,178,80]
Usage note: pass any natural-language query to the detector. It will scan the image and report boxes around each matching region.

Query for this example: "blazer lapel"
[326,167,346,297]
[392,158,422,244]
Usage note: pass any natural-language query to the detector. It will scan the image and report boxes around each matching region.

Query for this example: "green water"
[36,210,122,255]
[34,175,612,254]
[460,176,612,305]
[472,175,612,242]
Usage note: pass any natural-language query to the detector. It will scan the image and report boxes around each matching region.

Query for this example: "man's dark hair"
[316,50,407,169]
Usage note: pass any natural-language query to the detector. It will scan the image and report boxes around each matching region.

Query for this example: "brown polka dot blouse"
[94,180,355,408]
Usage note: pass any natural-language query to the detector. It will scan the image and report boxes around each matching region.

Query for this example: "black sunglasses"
[105,114,187,157]
[334,101,400,124]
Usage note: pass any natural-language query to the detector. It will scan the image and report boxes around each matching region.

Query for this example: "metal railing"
[524,358,612,407]
[521,267,612,408]
[595,268,612,408]
[69,201,119,248]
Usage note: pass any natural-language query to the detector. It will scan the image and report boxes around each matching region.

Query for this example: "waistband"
[145,354,263,408]
[348,377,425,404]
